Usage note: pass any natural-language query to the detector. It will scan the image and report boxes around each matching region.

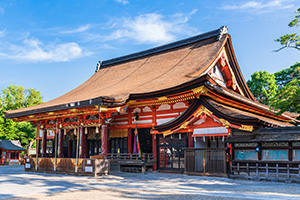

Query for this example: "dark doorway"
[109,137,128,153]
[137,128,152,153]
[63,139,68,158]
[88,139,102,156]
[158,133,188,171]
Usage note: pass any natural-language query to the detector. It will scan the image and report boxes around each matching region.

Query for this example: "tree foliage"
[1,85,43,111]
[0,85,43,147]
[270,63,300,114]
[247,63,300,115]
[275,8,300,51]
[274,62,300,88]
[246,71,278,105]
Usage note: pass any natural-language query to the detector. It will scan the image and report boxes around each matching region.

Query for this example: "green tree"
[0,85,43,147]
[270,63,300,114]
[247,71,278,105]
[275,8,300,52]
[274,62,300,88]
[1,85,43,111]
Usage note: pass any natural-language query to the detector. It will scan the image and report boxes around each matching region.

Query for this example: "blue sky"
[0,0,299,102]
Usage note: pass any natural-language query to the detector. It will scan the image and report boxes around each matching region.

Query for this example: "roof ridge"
[97,26,228,70]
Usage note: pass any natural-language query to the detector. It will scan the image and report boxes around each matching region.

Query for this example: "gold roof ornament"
[180,121,190,129]
[194,106,213,118]
[192,86,208,95]
[163,130,173,137]
[219,118,230,127]
[239,125,254,132]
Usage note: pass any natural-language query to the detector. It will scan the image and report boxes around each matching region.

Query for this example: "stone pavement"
[1,165,300,200]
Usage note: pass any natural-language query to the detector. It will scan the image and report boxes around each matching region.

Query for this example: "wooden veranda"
[108,153,156,173]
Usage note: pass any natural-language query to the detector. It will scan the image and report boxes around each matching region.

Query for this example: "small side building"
[0,140,26,165]
[227,127,300,181]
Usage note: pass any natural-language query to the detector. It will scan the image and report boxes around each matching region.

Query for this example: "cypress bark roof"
[5,26,233,119]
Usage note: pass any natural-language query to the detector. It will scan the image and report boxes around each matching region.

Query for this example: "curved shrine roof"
[5,27,228,118]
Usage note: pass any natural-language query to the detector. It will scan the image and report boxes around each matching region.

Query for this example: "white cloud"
[60,24,91,34]
[105,11,198,44]
[220,0,294,12]
[0,38,84,62]
[115,0,129,5]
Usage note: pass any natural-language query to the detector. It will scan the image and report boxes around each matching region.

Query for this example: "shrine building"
[0,140,26,165]
[4,26,299,173]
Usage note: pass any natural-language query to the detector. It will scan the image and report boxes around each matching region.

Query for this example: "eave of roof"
[205,81,300,123]
[154,96,294,134]
[201,97,294,127]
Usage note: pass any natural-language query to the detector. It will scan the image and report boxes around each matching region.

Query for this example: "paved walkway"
[1,165,300,200]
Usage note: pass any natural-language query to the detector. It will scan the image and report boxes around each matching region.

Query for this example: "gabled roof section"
[5,26,230,119]
[153,97,294,135]
[0,140,26,151]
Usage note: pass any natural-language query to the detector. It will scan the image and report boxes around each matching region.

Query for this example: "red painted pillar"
[42,129,47,157]
[68,139,72,158]
[188,132,194,148]
[128,128,132,153]
[152,134,157,171]
[101,125,108,157]
[127,108,133,153]
[80,127,84,158]
[58,129,64,158]
[151,105,158,171]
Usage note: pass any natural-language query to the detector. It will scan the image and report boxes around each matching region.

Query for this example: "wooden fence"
[24,157,109,177]
[230,160,300,183]
[184,148,227,176]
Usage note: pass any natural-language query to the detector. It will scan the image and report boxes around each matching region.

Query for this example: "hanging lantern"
[64,129,66,135]
[194,137,196,143]
[179,133,181,140]
[85,127,88,134]
[74,128,77,135]
[222,135,225,142]
[203,136,205,142]
[171,135,173,139]
[96,126,99,133]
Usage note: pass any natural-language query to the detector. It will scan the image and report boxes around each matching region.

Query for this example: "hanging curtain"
[133,125,141,155]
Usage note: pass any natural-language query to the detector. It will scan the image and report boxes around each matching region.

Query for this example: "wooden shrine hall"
[4,26,299,174]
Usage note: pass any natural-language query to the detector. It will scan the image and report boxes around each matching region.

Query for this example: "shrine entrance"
[158,133,188,171]
[138,128,152,153]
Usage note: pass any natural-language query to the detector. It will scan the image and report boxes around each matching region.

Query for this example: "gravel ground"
[1,165,300,200]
